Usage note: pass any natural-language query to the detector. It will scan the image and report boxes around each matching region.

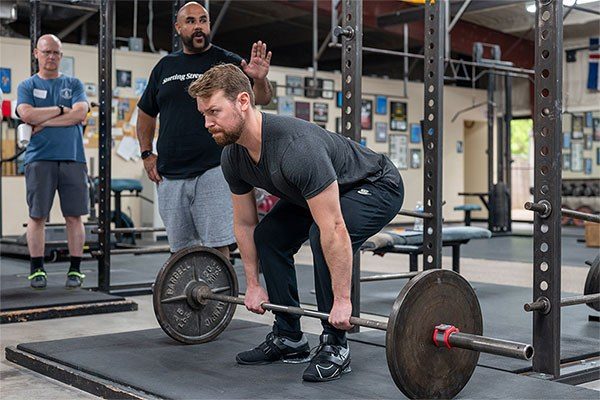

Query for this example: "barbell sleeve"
[433,324,533,360]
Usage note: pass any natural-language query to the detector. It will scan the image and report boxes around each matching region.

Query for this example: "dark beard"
[211,112,244,146]
[181,31,210,53]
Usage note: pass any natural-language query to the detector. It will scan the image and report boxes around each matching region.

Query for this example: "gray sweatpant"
[157,166,235,252]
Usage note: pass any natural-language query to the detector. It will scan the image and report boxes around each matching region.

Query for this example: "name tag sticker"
[33,89,47,99]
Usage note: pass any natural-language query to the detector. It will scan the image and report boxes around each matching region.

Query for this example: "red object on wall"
[1,100,11,119]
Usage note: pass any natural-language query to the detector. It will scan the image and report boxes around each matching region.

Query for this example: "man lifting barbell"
[187,64,404,382]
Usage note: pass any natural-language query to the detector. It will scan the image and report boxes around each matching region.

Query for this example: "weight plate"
[386,269,483,399]
[584,255,600,311]
[153,246,238,344]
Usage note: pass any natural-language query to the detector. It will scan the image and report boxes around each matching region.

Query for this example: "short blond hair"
[188,64,255,106]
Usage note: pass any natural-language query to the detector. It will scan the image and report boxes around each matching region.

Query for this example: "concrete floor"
[1,245,599,399]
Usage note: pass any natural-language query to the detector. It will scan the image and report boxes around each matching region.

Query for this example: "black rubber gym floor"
[234,263,600,373]
[6,320,597,399]
[441,235,599,267]
[0,254,166,322]
[0,253,169,289]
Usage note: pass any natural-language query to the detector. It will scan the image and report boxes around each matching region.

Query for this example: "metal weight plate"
[153,246,239,344]
[386,269,483,399]
[584,255,600,311]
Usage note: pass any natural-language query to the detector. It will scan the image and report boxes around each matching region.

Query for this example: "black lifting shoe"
[302,334,351,382]
[236,332,311,365]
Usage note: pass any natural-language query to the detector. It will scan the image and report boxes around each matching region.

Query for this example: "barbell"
[152,246,533,399]
[524,255,600,313]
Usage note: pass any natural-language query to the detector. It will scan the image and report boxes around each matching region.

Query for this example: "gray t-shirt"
[221,113,399,208]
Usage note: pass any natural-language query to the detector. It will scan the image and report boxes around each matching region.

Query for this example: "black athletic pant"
[253,175,404,343]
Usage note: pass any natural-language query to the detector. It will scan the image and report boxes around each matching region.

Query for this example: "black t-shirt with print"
[138,46,244,179]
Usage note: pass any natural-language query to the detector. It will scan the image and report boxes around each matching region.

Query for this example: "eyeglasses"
[37,49,61,57]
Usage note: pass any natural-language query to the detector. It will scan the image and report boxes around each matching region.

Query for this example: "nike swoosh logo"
[316,364,334,379]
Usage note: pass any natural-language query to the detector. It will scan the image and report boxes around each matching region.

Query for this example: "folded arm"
[37,101,89,127]
[16,104,61,126]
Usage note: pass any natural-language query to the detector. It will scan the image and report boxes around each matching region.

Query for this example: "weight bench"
[361,226,492,273]
[454,204,482,226]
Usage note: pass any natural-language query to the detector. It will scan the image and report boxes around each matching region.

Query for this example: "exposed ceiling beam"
[377,0,524,27]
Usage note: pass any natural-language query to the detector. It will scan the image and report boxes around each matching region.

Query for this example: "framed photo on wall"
[410,148,421,169]
[313,102,329,123]
[410,123,422,143]
[336,91,343,108]
[60,56,75,78]
[571,115,583,139]
[304,77,321,98]
[390,101,407,131]
[563,132,571,149]
[375,96,387,115]
[116,69,131,87]
[0,68,11,93]
[295,101,310,121]
[584,158,592,175]
[321,79,334,99]
[285,75,303,96]
[597,147,600,165]
[389,134,408,169]
[570,141,584,172]
[585,111,593,128]
[593,118,600,141]
[277,96,294,117]
[361,100,373,130]
[584,134,593,150]
[375,122,387,143]
[563,154,570,170]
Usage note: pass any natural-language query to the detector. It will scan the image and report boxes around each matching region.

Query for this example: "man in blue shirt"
[17,34,89,289]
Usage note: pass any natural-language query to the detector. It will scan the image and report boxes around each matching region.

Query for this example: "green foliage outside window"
[511,119,532,157]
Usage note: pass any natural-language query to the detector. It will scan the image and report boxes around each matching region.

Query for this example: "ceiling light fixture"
[526,0,598,13]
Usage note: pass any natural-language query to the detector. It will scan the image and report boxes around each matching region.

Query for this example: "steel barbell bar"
[192,288,533,361]
[524,293,600,313]
[525,201,600,223]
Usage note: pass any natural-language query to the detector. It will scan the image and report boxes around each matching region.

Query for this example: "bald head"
[176,2,208,22]
[35,34,63,76]
[175,2,212,54]
[37,34,62,49]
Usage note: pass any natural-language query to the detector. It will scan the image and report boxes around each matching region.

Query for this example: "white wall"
[1,37,489,235]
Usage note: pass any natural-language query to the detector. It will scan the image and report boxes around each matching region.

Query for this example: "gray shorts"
[25,161,89,219]
[157,166,235,252]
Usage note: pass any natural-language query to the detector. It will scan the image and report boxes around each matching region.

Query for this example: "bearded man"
[136,1,272,256]
[188,64,404,382]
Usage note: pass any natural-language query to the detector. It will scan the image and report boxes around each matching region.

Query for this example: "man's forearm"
[234,224,261,287]
[320,225,353,301]
[19,106,60,125]
[136,113,157,151]
[39,110,86,127]
[253,78,272,106]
